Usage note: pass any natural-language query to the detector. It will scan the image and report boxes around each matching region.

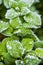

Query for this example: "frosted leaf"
[14,27,33,36]
[6,40,24,58]
[24,54,41,65]
[23,22,40,29]
[2,26,13,36]
[15,60,25,65]
[22,38,34,52]
[4,0,15,8]
[9,17,22,29]
[23,12,41,28]
[0,21,9,33]
[35,48,43,59]
[20,7,31,16]
[18,0,34,8]
[5,8,20,19]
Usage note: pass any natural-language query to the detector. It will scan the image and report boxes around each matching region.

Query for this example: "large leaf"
[6,40,24,58]
[22,38,34,52]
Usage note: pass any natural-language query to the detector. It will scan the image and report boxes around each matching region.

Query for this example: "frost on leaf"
[20,7,31,16]
[15,60,24,65]
[6,40,24,58]
[2,26,13,36]
[4,0,15,8]
[5,8,20,19]
[0,21,9,33]
[18,0,34,8]
[14,26,33,36]
[24,54,41,65]
[23,12,41,28]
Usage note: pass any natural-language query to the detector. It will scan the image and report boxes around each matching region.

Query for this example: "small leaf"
[23,22,39,28]
[35,48,43,59]
[10,17,22,29]
[0,21,9,33]
[18,0,34,8]
[5,8,20,19]
[34,41,43,48]
[15,60,25,65]
[4,0,15,8]
[0,37,16,56]
[23,12,41,28]
[3,53,15,65]
[6,40,24,58]
[22,38,34,52]
[14,26,32,36]
[2,26,13,36]
[24,54,41,65]
[20,7,30,16]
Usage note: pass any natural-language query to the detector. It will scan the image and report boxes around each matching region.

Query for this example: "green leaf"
[2,26,13,36]
[0,37,16,56]
[5,8,20,19]
[9,17,22,29]
[4,0,18,8]
[22,38,34,52]
[20,7,30,16]
[15,60,25,65]
[6,40,24,58]
[23,12,41,28]
[18,0,34,8]
[3,53,15,65]
[29,51,37,57]
[14,26,33,36]
[0,21,9,33]
[34,41,43,48]
[4,0,14,8]
[35,48,43,59]
[23,22,39,28]
[24,54,41,65]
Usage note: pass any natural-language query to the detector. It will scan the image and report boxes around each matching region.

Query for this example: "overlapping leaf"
[22,38,34,52]
[0,21,9,33]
